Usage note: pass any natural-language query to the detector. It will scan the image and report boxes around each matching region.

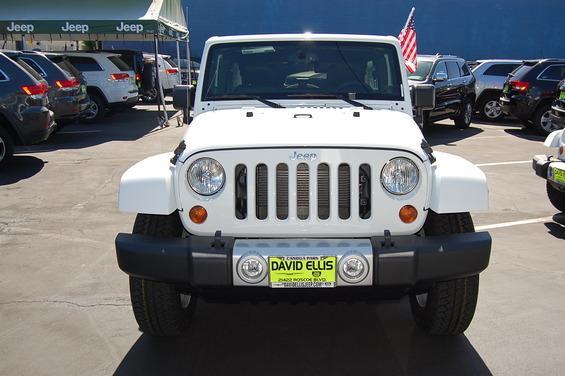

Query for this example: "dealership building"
[99,0,565,61]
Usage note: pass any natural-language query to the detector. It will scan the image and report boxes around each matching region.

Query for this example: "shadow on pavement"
[115,299,491,376]
[15,106,180,154]
[504,128,546,142]
[545,214,565,239]
[0,156,45,185]
[425,124,484,147]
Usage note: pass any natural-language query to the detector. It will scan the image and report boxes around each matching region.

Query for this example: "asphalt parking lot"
[1,104,564,376]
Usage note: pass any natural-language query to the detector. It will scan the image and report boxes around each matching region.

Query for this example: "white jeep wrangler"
[115,34,491,337]
[533,129,565,212]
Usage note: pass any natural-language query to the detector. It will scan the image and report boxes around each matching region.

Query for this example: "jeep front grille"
[235,162,372,221]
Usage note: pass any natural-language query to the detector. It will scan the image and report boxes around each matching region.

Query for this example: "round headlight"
[381,157,419,195]
[187,158,225,195]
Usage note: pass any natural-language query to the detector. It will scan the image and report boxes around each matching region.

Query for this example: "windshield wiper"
[206,94,285,108]
[286,93,373,110]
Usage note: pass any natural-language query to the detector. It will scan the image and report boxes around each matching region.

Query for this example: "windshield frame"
[201,40,405,103]
[408,60,434,81]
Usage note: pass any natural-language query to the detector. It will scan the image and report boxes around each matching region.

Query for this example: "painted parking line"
[476,216,555,231]
[475,160,530,167]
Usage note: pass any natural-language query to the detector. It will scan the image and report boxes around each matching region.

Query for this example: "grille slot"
[276,164,289,220]
[235,164,247,219]
[317,163,330,219]
[359,164,371,219]
[255,164,268,220]
[296,163,310,220]
[338,164,351,219]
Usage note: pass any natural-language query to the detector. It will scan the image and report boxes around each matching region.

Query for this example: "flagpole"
[404,7,415,29]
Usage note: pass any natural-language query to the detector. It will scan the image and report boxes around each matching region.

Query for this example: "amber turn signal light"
[189,205,208,224]
[399,205,418,223]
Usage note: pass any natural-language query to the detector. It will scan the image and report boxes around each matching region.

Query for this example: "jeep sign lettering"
[61,22,89,33]
[116,22,143,33]
[6,22,34,33]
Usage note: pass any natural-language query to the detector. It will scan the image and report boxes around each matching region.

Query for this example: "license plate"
[552,167,565,184]
[130,77,135,84]
[560,91,565,100]
[269,255,336,288]
[503,84,510,94]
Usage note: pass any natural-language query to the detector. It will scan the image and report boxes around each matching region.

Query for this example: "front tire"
[547,181,565,212]
[409,212,480,335]
[129,213,197,337]
[455,100,473,129]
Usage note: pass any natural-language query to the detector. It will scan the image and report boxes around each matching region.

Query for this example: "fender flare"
[429,151,489,213]
[544,129,563,148]
[118,153,177,215]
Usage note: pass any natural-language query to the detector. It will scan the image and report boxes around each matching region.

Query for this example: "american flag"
[398,7,417,73]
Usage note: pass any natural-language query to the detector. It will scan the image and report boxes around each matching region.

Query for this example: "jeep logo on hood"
[290,151,318,162]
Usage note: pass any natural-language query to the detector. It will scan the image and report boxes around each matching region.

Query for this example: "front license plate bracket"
[269,255,336,288]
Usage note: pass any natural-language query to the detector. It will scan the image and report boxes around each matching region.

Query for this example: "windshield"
[408,60,433,81]
[202,41,403,102]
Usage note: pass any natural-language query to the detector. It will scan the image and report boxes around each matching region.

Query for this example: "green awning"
[0,0,188,41]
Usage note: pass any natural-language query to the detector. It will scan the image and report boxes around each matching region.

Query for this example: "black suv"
[500,59,565,135]
[16,51,90,122]
[0,52,54,167]
[408,55,476,129]
[549,79,565,131]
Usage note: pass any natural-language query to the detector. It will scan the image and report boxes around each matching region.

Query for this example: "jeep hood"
[180,107,428,161]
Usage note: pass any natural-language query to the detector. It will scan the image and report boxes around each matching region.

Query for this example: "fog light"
[189,205,208,224]
[338,252,369,283]
[237,253,267,284]
[399,205,418,223]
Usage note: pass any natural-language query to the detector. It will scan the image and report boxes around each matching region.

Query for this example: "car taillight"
[510,80,530,92]
[21,83,49,96]
[110,73,130,81]
[166,68,178,74]
[135,73,142,82]
[55,78,79,88]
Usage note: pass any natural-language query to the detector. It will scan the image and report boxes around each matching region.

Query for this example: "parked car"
[63,52,138,121]
[533,129,565,212]
[116,34,491,338]
[0,52,55,167]
[141,53,180,102]
[549,79,565,130]
[10,51,90,123]
[500,59,565,135]
[173,58,200,85]
[408,55,476,129]
[471,60,522,120]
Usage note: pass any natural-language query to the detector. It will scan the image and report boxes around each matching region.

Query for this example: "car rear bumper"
[500,96,533,120]
[550,107,565,129]
[115,232,491,290]
[20,107,55,144]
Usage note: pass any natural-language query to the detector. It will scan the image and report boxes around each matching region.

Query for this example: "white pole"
[175,39,181,83]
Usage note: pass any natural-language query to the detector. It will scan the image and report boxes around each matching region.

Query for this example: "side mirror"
[433,72,448,82]
[173,84,194,112]
[412,84,436,110]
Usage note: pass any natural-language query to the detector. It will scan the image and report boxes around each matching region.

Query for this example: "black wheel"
[547,181,565,212]
[533,103,557,136]
[409,211,480,335]
[82,93,106,123]
[142,88,158,103]
[129,213,197,337]
[479,93,504,121]
[454,100,473,129]
[0,126,14,168]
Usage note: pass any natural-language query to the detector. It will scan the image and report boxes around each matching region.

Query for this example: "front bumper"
[115,232,491,289]
[533,155,565,188]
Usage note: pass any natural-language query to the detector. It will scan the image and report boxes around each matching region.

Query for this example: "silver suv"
[472,60,521,120]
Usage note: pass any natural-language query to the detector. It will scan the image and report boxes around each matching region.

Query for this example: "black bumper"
[115,232,491,289]
[550,111,565,129]
[533,155,552,179]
